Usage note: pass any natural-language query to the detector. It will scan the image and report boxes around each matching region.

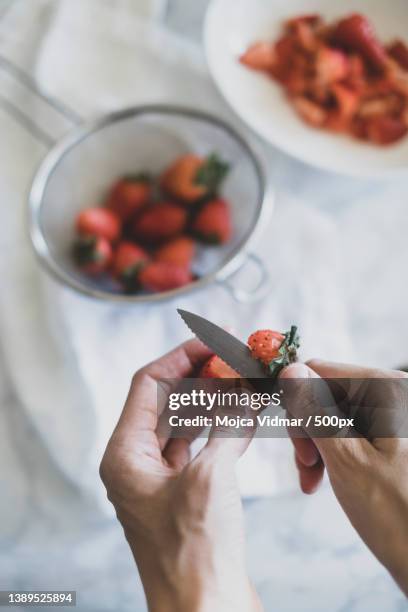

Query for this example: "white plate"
[204,0,408,178]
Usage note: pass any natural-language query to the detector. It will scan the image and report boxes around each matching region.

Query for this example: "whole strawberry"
[248,326,300,377]
[161,153,229,204]
[155,236,195,268]
[193,198,232,244]
[73,236,112,276]
[76,207,121,243]
[112,241,149,290]
[133,203,187,243]
[200,355,240,379]
[140,262,192,292]
[108,174,152,221]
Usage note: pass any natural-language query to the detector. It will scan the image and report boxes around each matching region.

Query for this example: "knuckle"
[99,445,117,488]
[306,358,323,371]
[99,437,130,488]
[99,456,109,485]
[130,368,152,391]
[130,369,143,389]
[100,452,137,504]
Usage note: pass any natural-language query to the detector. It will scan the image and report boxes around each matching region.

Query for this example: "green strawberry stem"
[288,325,298,346]
[267,325,300,379]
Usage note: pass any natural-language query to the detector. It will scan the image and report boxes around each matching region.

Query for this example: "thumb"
[280,363,368,466]
[199,386,256,463]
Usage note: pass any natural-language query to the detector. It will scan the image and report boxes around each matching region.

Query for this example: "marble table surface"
[0,1,407,611]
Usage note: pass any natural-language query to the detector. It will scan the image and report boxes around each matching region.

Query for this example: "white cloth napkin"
[2,0,406,513]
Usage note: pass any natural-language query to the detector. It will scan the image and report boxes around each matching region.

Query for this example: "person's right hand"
[281,360,408,596]
[100,338,262,612]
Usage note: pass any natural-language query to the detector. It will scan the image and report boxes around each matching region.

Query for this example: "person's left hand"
[100,338,262,612]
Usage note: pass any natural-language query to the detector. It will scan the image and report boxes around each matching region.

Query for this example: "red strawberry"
[161,153,229,204]
[240,42,277,71]
[72,236,112,276]
[332,14,387,71]
[365,115,408,145]
[133,203,187,243]
[155,236,195,268]
[200,355,240,379]
[112,241,149,288]
[139,262,192,292]
[108,175,152,221]
[76,207,121,243]
[193,198,232,245]
[247,330,286,366]
[247,326,300,377]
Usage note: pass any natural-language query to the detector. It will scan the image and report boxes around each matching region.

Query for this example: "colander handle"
[220,253,270,303]
[0,55,81,146]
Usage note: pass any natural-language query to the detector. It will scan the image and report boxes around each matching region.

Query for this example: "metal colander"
[2,57,274,303]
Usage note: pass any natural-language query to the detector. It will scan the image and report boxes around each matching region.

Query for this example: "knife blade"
[177,309,269,379]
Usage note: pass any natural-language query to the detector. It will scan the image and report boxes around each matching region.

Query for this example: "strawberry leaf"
[121,262,146,292]
[72,236,101,265]
[194,153,230,193]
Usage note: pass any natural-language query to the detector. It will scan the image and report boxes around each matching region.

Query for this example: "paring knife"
[177,309,274,388]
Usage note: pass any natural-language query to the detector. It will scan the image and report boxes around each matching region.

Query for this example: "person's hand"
[281,360,408,596]
[100,339,262,612]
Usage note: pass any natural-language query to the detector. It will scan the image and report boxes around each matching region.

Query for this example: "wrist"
[129,535,260,612]
[146,576,260,612]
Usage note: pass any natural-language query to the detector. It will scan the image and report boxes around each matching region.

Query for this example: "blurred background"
[1,1,407,610]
